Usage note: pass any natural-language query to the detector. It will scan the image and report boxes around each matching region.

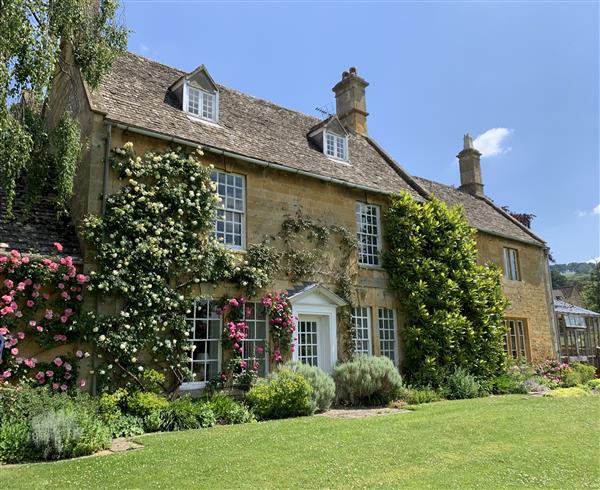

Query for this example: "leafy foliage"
[285,361,336,412]
[80,145,279,392]
[581,262,600,313]
[0,418,29,463]
[444,367,482,399]
[383,191,508,386]
[50,112,81,212]
[206,393,254,425]
[0,0,128,217]
[332,355,403,406]
[247,368,313,419]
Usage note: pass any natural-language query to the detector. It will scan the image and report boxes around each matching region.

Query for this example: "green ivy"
[383,191,508,387]
[50,113,81,213]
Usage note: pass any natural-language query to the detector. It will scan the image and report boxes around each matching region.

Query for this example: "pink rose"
[10,348,18,356]
[53,242,63,252]
[21,256,30,264]
[53,357,63,367]
[64,363,72,372]
[76,274,88,284]
[16,331,25,340]
[46,370,54,377]
[44,309,53,319]
[79,379,86,387]
[60,384,67,391]
[3,279,13,289]
[36,326,43,332]
[2,370,12,379]
[75,350,83,358]
[52,383,59,390]
[26,300,34,307]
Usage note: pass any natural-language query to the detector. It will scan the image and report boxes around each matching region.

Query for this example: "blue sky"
[122,1,599,263]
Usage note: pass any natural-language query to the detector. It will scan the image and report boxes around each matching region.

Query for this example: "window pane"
[211,170,245,248]
[187,299,221,383]
[352,307,371,354]
[326,133,335,156]
[378,308,397,364]
[356,203,380,266]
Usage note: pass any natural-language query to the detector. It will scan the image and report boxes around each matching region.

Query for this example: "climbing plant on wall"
[383,191,508,387]
[0,243,88,391]
[80,144,277,393]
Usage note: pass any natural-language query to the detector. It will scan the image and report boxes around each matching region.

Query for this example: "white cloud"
[587,257,600,264]
[575,204,600,217]
[139,43,150,53]
[473,128,513,158]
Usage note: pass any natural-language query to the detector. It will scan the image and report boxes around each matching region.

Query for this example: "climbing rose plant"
[0,243,88,391]
[80,144,274,393]
[383,191,508,387]
[262,291,296,363]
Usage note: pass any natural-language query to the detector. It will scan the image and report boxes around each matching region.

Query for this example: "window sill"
[186,114,221,128]
[359,263,384,271]
[325,155,351,165]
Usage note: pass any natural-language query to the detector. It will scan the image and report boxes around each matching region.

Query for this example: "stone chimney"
[457,133,484,197]
[332,67,369,135]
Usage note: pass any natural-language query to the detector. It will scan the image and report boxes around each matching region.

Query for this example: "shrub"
[29,410,82,460]
[72,415,111,457]
[561,368,582,388]
[126,391,169,419]
[523,377,548,393]
[247,368,313,419]
[571,363,596,384]
[208,394,254,425]
[445,368,482,399]
[285,361,335,412]
[98,389,128,427]
[0,419,29,464]
[111,414,145,438]
[544,387,589,398]
[490,373,527,395]
[332,355,403,406]
[402,387,441,405]
[143,412,163,433]
[586,378,600,391]
[160,397,215,431]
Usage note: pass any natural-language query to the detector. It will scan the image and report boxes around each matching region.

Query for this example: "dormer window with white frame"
[171,64,219,124]
[307,115,349,162]
[187,85,216,122]
[325,131,347,161]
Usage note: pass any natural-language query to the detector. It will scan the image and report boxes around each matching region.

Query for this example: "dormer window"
[308,115,349,162]
[187,85,216,121]
[170,64,219,124]
[325,131,347,160]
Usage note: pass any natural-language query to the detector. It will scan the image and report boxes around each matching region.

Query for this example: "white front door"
[297,315,320,367]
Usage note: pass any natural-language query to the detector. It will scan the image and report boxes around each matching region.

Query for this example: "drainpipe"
[544,247,560,359]
[101,122,112,215]
[92,122,112,396]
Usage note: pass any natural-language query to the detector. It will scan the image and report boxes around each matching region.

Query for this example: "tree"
[0,0,128,217]
[581,262,600,313]
[383,191,508,387]
[551,269,569,289]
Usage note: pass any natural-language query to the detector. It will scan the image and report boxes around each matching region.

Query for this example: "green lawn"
[2,396,599,489]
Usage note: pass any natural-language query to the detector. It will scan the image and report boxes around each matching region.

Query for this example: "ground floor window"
[242,301,268,376]
[352,307,372,355]
[503,318,528,360]
[297,318,319,366]
[378,308,397,364]
[186,300,221,383]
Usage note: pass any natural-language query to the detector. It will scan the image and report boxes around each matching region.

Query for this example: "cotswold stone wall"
[53,115,555,373]
[476,233,556,362]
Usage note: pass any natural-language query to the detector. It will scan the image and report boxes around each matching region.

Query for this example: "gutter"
[107,121,394,197]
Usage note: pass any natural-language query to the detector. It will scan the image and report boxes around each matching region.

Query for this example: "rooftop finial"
[463,133,474,150]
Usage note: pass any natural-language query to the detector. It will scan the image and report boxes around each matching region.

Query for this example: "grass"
[2,395,599,489]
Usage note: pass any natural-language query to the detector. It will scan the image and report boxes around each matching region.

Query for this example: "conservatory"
[555,299,600,369]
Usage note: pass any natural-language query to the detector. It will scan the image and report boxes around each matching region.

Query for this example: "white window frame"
[324,130,348,161]
[297,317,320,367]
[184,299,222,389]
[351,306,372,355]
[377,308,398,365]
[183,82,219,123]
[356,202,382,267]
[503,247,521,281]
[241,301,269,376]
[211,169,246,250]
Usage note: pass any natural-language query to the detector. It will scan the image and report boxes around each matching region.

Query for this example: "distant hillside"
[550,262,595,275]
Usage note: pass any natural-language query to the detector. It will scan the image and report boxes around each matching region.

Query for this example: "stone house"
[3,48,558,388]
